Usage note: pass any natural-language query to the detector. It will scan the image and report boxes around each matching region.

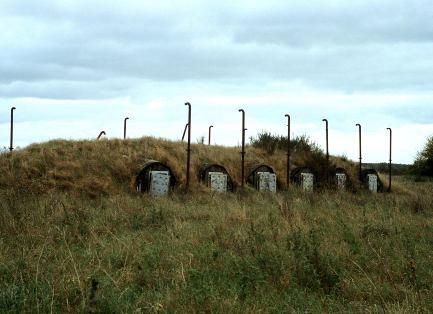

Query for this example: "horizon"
[1,0,432,164]
[0,124,416,166]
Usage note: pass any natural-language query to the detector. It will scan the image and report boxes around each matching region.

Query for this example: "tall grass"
[1,182,432,312]
[0,138,432,312]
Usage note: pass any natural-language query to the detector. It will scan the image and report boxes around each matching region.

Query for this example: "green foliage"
[250,131,323,155]
[1,181,433,312]
[290,229,341,293]
[413,135,433,176]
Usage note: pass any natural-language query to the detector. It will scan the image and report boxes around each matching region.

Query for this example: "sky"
[1,0,432,164]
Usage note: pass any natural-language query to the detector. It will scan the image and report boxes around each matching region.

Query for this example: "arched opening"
[247,164,277,192]
[291,167,317,192]
[361,169,383,193]
[136,160,177,196]
[198,163,234,192]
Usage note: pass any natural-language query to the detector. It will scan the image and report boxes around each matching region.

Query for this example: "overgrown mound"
[0,136,357,197]
[1,138,432,313]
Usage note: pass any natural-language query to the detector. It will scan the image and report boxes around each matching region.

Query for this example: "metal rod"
[356,124,362,181]
[208,125,213,146]
[185,102,192,189]
[387,127,392,192]
[322,119,329,161]
[9,107,16,152]
[322,118,329,182]
[285,114,291,188]
[182,123,189,141]
[123,117,129,139]
[97,131,106,140]
[239,109,245,187]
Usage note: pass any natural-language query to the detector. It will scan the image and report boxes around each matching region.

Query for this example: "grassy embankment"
[0,137,432,313]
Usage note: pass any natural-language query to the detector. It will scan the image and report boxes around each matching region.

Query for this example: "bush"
[413,136,433,176]
[250,132,336,185]
[250,132,323,156]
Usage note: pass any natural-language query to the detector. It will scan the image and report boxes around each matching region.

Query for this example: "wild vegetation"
[0,137,432,313]
[363,163,413,176]
[413,135,433,177]
[249,132,323,156]
[0,135,357,197]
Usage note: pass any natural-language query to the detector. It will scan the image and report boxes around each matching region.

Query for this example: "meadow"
[0,138,432,313]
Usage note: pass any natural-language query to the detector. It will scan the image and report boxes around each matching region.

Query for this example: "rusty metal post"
[185,102,191,189]
[322,119,329,161]
[285,114,291,188]
[182,123,189,141]
[356,124,362,181]
[97,131,106,140]
[322,118,329,183]
[208,125,213,146]
[9,107,16,152]
[387,127,392,192]
[123,117,129,139]
[239,109,245,187]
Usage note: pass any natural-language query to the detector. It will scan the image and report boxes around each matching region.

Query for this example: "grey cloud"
[0,0,433,100]
[230,2,433,46]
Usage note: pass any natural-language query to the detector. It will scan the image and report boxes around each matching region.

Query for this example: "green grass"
[1,180,433,313]
[0,138,432,312]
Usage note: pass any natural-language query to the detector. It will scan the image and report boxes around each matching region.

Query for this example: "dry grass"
[0,136,358,197]
[1,138,432,312]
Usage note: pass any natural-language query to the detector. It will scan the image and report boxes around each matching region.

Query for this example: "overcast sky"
[1,0,432,163]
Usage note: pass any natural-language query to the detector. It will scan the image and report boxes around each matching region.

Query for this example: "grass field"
[1,138,432,313]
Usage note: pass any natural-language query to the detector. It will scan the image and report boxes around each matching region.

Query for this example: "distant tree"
[413,136,433,176]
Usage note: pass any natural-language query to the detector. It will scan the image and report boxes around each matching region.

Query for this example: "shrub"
[413,136,433,176]
[250,132,323,156]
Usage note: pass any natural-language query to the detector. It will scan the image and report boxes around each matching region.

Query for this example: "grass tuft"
[0,138,432,312]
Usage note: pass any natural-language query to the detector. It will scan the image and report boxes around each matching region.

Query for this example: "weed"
[290,229,340,294]
[0,138,432,312]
